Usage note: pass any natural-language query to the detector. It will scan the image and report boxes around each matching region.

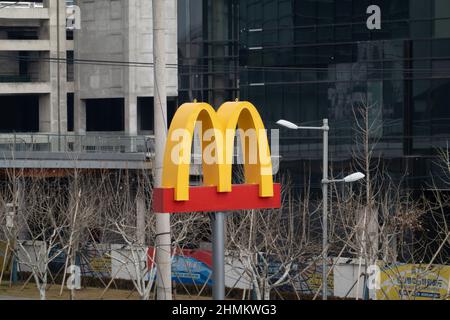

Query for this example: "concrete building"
[0,0,71,135]
[0,0,178,169]
[0,0,179,248]
[0,0,178,138]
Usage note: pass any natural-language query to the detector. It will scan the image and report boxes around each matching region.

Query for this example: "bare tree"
[56,168,109,300]
[90,169,156,300]
[326,98,427,299]
[226,177,320,300]
[0,169,69,300]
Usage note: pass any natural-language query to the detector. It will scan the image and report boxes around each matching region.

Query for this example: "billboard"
[171,250,213,286]
[377,263,450,300]
[148,247,212,286]
[48,244,111,278]
[296,261,334,296]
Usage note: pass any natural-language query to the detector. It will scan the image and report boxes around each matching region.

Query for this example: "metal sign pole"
[211,212,225,300]
[322,119,329,300]
[154,101,281,301]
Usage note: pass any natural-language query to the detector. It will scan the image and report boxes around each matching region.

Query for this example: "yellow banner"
[89,256,112,274]
[377,263,450,300]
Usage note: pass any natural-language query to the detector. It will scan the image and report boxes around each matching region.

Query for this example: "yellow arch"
[162,102,274,201]
[217,101,274,198]
[162,102,228,201]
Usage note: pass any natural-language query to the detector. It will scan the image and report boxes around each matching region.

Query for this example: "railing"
[0,133,155,155]
[0,69,42,83]
[0,132,447,163]
[0,74,32,83]
[279,135,450,160]
[0,1,44,9]
[0,1,79,33]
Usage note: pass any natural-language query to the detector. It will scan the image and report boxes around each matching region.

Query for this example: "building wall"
[74,0,127,99]
[74,0,178,135]
[237,0,450,189]
[176,0,450,190]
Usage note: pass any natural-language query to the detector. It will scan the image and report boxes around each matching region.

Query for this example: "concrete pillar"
[39,93,52,132]
[74,96,86,134]
[125,94,138,136]
[73,0,85,135]
[137,100,142,134]
[73,95,86,152]
[124,94,138,152]
[40,0,68,134]
[124,2,138,137]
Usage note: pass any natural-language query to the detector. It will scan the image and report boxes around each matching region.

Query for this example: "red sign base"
[153,184,281,214]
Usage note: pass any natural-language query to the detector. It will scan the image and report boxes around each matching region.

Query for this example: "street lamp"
[324,172,366,184]
[277,119,365,300]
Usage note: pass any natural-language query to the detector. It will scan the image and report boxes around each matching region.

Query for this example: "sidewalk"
[0,296,31,300]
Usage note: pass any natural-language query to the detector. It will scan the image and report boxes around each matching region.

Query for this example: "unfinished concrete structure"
[0,0,178,169]
[0,0,71,135]
[0,0,178,136]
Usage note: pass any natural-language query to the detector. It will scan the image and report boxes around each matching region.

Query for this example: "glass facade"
[178,0,240,106]
[178,0,450,189]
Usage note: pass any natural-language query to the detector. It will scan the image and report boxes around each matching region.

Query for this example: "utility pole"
[56,0,62,151]
[153,0,172,300]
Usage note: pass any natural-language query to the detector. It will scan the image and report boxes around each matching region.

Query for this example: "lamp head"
[343,172,365,183]
[276,120,299,130]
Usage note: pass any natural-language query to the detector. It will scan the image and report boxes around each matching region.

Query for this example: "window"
[410,0,432,19]
[434,0,450,38]
[412,80,431,149]
[431,79,450,135]
[433,39,450,58]
[86,99,124,132]
[410,21,432,39]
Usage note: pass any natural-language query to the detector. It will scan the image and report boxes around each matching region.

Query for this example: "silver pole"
[212,212,225,300]
[153,0,172,300]
[322,119,329,300]
[56,0,62,152]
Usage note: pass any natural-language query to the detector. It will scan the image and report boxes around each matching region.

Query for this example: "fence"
[0,133,155,155]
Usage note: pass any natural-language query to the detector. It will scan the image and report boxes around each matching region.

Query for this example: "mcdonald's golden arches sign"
[153,101,281,213]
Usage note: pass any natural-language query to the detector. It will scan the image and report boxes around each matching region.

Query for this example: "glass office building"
[178,0,240,107]
[178,0,450,190]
